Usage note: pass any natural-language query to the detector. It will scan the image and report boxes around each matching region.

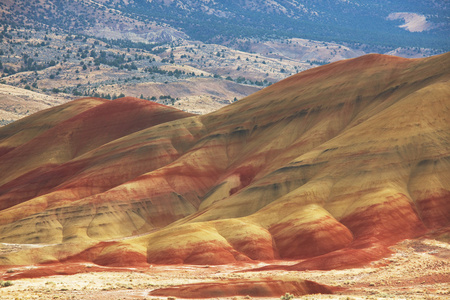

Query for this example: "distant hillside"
[0,53,448,272]
[0,84,73,126]
[122,0,449,49]
[1,0,448,51]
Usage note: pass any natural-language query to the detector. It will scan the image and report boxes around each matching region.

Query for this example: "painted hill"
[0,53,449,273]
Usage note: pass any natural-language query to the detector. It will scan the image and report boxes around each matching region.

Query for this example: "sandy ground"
[0,238,449,300]
[0,84,72,125]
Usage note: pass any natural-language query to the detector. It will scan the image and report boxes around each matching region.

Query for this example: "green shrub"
[0,280,13,287]
[281,292,294,300]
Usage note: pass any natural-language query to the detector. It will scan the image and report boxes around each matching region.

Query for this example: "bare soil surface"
[1,238,448,299]
[0,84,72,125]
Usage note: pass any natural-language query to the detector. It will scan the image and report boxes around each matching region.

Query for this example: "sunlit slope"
[0,97,107,157]
[0,53,449,269]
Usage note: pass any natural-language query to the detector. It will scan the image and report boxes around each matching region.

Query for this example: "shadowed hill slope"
[0,53,449,270]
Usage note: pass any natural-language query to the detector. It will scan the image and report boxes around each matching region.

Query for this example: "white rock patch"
[387,12,434,32]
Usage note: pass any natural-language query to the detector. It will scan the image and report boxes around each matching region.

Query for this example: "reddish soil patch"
[149,278,337,298]
[1,263,126,280]
[417,191,450,228]
[269,215,353,259]
[288,239,392,271]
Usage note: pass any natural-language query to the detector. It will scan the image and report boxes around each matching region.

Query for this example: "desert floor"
[1,238,449,300]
